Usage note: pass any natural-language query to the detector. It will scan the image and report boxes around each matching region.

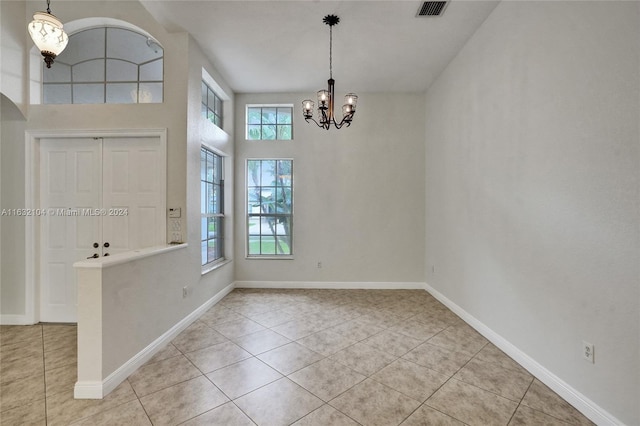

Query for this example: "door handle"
[104,253,110,257]
[87,253,99,259]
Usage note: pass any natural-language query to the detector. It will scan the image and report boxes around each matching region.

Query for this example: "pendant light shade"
[28,1,68,68]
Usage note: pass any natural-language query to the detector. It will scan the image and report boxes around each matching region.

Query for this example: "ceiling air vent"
[416,1,448,17]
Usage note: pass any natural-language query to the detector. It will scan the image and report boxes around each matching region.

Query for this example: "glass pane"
[248,236,260,255]
[57,28,105,65]
[277,107,292,124]
[73,59,104,82]
[138,82,162,103]
[247,125,261,140]
[277,160,292,185]
[206,151,214,181]
[201,241,207,265]
[200,182,207,215]
[107,28,161,64]
[247,107,262,124]
[276,236,291,255]
[214,96,223,116]
[106,59,137,82]
[207,90,217,111]
[140,59,163,81]
[247,160,260,186]
[200,149,207,181]
[261,237,276,255]
[277,125,292,140]
[261,165,275,189]
[207,184,214,214]
[73,84,104,104]
[105,83,136,103]
[43,62,71,83]
[201,217,207,240]
[278,218,291,239]
[207,217,217,239]
[207,239,217,263]
[276,190,292,214]
[261,217,275,235]
[201,82,208,105]
[262,125,276,140]
[201,103,207,119]
[262,107,276,124]
[43,84,71,104]
[248,217,260,235]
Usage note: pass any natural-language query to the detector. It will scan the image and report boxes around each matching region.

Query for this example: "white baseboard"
[74,282,235,399]
[0,314,30,325]
[424,282,623,426]
[234,281,426,290]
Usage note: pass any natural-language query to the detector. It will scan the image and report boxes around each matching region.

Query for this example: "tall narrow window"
[247,159,293,256]
[202,81,223,128]
[201,147,224,266]
[246,105,293,140]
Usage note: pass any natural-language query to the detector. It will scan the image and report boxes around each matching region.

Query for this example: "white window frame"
[201,146,226,268]
[246,158,294,259]
[245,104,294,140]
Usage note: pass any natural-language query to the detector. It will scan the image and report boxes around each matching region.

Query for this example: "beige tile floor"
[0,289,595,425]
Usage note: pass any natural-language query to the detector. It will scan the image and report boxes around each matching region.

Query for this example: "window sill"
[245,256,294,260]
[202,258,232,275]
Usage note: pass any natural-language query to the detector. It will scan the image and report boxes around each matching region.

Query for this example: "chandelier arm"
[304,117,328,129]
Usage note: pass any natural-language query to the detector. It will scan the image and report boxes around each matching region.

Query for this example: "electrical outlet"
[582,341,594,363]
[182,286,188,298]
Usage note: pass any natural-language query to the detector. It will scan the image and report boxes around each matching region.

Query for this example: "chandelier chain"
[46,0,51,14]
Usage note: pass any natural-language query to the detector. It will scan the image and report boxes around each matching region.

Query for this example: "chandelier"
[27,0,68,68]
[302,15,358,130]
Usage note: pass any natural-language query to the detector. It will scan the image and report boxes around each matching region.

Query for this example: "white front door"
[102,137,166,256]
[39,136,166,322]
[40,138,102,323]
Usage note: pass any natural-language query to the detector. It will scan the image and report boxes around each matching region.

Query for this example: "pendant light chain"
[46,0,51,14]
[329,24,333,80]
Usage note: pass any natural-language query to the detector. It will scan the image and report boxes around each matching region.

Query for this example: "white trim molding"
[0,315,31,325]
[424,282,623,426]
[234,281,427,290]
[74,281,235,399]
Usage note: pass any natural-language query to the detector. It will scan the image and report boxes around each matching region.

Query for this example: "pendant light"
[28,0,68,68]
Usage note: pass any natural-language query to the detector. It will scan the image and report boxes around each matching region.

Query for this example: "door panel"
[40,138,102,323]
[102,137,166,256]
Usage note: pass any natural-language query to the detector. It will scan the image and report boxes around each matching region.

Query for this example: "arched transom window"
[43,27,163,104]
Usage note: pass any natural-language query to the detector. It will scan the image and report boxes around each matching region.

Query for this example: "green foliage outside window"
[247,159,293,256]
[247,106,292,140]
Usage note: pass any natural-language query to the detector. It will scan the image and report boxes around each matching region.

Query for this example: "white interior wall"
[1,0,28,117]
[234,92,425,286]
[424,2,639,424]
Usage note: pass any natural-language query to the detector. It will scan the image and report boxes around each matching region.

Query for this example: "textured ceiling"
[140,0,500,93]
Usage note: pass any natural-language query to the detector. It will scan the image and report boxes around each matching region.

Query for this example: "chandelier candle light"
[302,15,358,130]
[28,0,68,68]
